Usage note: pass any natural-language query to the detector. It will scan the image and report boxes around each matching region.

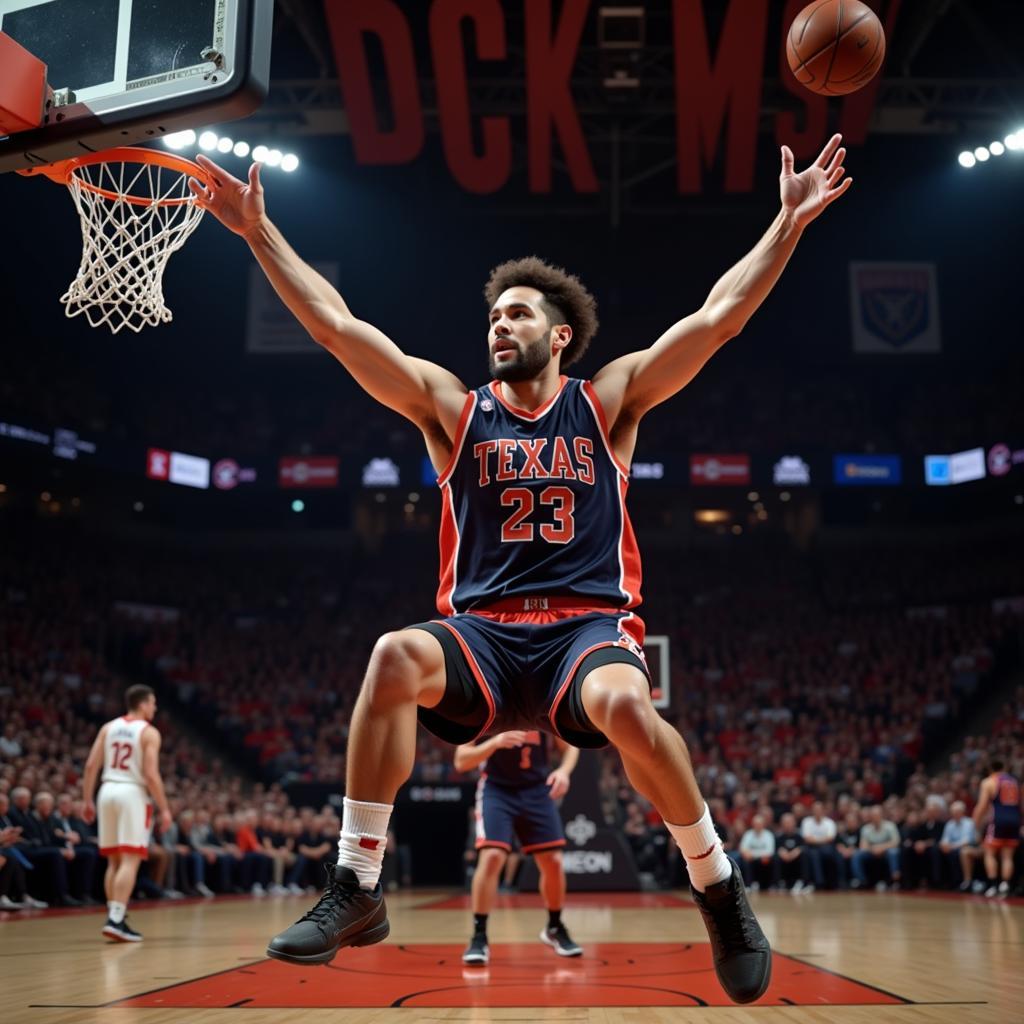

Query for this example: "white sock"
[666,803,732,893]
[108,900,126,924]
[337,797,392,890]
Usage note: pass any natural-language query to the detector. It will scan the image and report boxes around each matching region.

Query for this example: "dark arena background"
[1,2,1023,1022]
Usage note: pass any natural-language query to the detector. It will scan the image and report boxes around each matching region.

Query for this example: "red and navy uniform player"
[209,129,855,1002]
[973,758,1022,898]
[455,730,581,964]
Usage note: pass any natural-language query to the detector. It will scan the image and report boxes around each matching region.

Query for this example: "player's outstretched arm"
[188,155,466,428]
[454,732,528,772]
[593,134,852,421]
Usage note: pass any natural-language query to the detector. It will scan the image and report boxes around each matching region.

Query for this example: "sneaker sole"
[265,919,390,966]
[539,930,583,957]
[102,926,143,943]
[461,953,489,965]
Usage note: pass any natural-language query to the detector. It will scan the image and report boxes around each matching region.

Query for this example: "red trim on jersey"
[436,485,460,616]
[581,380,630,477]
[521,839,567,854]
[99,844,149,859]
[617,473,643,608]
[471,607,620,625]
[432,620,497,738]
[475,839,513,851]
[437,391,477,487]
[489,375,568,421]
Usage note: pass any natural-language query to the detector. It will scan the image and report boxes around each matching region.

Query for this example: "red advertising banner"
[690,454,751,486]
[146,447,171,481]
[279,456,340,489]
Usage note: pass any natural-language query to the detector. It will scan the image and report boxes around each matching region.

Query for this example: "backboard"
[0,0,272,172]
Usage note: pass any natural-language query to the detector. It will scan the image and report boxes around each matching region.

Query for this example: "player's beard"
[488,336,552,382]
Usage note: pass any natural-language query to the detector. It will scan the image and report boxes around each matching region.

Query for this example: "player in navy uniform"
[194,131,854,1004]
[973,758,1022,898]
[455,729,580,964]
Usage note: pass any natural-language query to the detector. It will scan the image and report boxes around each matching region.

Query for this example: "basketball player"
[456,730,581,964]
[192,132,852,1004]
[973,758,1022,898]
[82,685,172,941]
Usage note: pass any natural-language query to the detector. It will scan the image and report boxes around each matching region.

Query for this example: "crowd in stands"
[1,525,1022,911]
[4,328,1023,463]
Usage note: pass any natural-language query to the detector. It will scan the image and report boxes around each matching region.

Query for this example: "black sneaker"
[102,917,143,942]
[539,924,583,957]
[461,932,490,965]
[266,864,389,966]
[690,860,771,1004]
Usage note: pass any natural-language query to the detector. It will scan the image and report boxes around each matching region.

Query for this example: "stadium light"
[198,131,218,151]
[164,129,196,150]
[989,141,1005,157]
[281,153,299,173]
[958,151,976,168]
[973,146,990,162]
[233,141,250,158]
[252,145,269,163]
[265,149,283,167]
[291,499,305,513]
[216,136,234,154]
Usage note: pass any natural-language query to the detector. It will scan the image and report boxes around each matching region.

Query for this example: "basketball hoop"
[20,148,211,334]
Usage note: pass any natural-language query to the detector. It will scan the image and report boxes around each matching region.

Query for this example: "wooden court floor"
[2,888,1020,1023]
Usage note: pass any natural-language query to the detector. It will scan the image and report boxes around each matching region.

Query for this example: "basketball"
[787,0,885,96]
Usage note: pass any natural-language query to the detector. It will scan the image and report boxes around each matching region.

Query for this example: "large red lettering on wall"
[525,0,598,193]
[324,0,424,164]
[674,0,768,193]
[430,0,511,193]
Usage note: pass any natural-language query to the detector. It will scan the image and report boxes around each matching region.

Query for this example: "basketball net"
[21,148,208,334]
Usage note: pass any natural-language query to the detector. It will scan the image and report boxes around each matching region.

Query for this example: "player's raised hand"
[780,133,852,228]
[547,768,571,800]
[188,154,266,237]
[495,731,528,749]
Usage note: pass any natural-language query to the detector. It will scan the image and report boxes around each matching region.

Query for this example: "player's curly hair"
[483,256,599,369]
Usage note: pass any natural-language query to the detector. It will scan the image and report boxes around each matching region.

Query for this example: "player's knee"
[537,850,563,873]
[477,848,506,874]
[583,673,658,748]
[364,631,431,707]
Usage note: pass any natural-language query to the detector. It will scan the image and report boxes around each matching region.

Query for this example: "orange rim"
[18,147,211,207]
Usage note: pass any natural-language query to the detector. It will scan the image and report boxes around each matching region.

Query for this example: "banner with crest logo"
[849,262,941,354]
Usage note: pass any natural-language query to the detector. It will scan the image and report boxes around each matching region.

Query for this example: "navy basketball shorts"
[474,777,566,854]
[408,608,649,748]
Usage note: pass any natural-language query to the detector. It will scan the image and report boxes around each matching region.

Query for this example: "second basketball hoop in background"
[20,149,211,334]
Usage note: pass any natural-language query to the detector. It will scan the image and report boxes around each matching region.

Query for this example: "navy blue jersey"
[992,772,1022,830]
[436,376,642,614]
[483,730,550,788]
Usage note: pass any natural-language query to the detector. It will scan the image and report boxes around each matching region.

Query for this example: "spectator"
[940,801,979,892]
[903,801,945,889]
[9,787,80,906]
[775,813,810,892]
[258,812,295,895]
[737,814,776,891]
[800,801,840,890]
[234,809,273,895]
[853,806,902,891]
[52,792,99,904]
[835,810,862,889]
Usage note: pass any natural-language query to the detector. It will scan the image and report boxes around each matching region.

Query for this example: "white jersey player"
[83,684,171,942]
